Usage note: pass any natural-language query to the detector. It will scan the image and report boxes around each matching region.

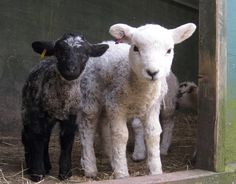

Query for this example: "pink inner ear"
[114,35,128,44]
[115,38,122,44]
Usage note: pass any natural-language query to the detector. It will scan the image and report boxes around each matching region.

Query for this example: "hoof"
[84,171,97,179]
[114,173,129,179]
[132,153,146,162]
[58,171,72,180]
[149,170,163,175]
[30,174,44,182]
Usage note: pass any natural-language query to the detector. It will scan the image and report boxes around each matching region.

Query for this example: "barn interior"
[0,0,199,183]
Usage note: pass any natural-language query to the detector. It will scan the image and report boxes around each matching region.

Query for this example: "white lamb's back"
[86,41,130,78]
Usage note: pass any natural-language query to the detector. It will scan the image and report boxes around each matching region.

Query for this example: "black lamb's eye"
[167,48,172,54]
[133,46,139,52]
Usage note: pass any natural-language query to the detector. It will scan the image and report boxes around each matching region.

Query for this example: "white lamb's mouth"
[145,76,158,81]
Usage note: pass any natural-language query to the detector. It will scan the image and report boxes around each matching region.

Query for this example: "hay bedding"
[0,112,196,184]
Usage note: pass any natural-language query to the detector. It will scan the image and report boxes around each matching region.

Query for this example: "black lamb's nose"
[146,69,159,79]
[66,64,76,72]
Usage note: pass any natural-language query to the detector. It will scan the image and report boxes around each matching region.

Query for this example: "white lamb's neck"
[122,69,166,119]
[129,69,159,93]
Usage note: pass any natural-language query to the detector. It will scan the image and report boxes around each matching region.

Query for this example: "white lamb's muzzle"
[142,61,167,81]
[141,68,160,81]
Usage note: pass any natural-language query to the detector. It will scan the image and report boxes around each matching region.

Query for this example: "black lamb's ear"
[31,41,55,56]
[89,44,109,57]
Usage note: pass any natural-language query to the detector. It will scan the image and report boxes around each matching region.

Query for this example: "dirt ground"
[0,112,197,184]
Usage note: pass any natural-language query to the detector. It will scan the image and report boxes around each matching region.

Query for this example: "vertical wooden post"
[197,0,226,172]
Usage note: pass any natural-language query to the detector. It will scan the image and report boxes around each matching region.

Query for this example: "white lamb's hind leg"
[131,118,146,161]
[110,114,129,179]
[143,104,162,175]
[160,118,174,155]
[77,112,98,178]
[100,115,112,161]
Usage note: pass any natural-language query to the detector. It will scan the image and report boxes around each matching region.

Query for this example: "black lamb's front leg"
[22,124,45,182]
[22,128,31,172]
[22,112,54,182]
[58,114,77,180]
[43,120,56,174]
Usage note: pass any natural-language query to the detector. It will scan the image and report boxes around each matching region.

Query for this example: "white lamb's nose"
[146,69,159,79]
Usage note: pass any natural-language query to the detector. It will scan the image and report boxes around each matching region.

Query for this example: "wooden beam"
[197,0,226,171]
[214,0,227,172]
[57,170,236,184]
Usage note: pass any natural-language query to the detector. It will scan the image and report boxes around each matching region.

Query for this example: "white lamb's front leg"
[131,118,146,161]
[100,115,112,161]
[77,112,98,178]
[110,114,129,179]
[143,103,162,175]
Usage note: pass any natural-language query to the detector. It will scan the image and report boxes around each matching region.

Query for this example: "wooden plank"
[197,0,226,171]
[214,0,227,172]
[53,170,236,184]
[86,170,236,184]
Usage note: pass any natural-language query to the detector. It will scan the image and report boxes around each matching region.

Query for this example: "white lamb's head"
[109,23,196,81]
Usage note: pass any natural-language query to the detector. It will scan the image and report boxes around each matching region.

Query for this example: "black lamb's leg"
[22,128,31,172]
[22,113,52,182]
[58,114,77,180]
[43,121,56,174]
[43,133,51,175]
[23,125,45,181]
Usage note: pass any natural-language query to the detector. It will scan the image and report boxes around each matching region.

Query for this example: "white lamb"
[77,23,196,179]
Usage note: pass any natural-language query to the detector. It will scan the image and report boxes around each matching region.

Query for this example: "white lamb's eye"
[133,46,139,52]
[166,48,172,54]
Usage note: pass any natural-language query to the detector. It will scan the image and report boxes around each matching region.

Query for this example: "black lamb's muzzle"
[57,64,81,81]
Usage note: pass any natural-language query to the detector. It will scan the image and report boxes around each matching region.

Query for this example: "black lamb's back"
[21,59,57,124]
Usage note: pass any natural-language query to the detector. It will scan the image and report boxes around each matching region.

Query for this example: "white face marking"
[64,36,83,48]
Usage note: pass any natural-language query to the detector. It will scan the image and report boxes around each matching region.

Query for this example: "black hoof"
[58,171,72,180]
[30,174,44,182]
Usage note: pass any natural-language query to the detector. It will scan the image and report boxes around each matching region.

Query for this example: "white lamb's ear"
[170,23,196,44]
[109,24,136,44]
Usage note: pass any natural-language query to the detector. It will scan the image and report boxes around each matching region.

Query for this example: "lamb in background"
[77,23,196,179]
[21,33,108,182]
[131,80,198,161]
[177,81,198,112]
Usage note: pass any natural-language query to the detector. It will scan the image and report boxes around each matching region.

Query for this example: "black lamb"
[21,33,108,182]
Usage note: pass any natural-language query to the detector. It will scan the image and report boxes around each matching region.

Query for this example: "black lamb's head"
[32,33,109,81]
